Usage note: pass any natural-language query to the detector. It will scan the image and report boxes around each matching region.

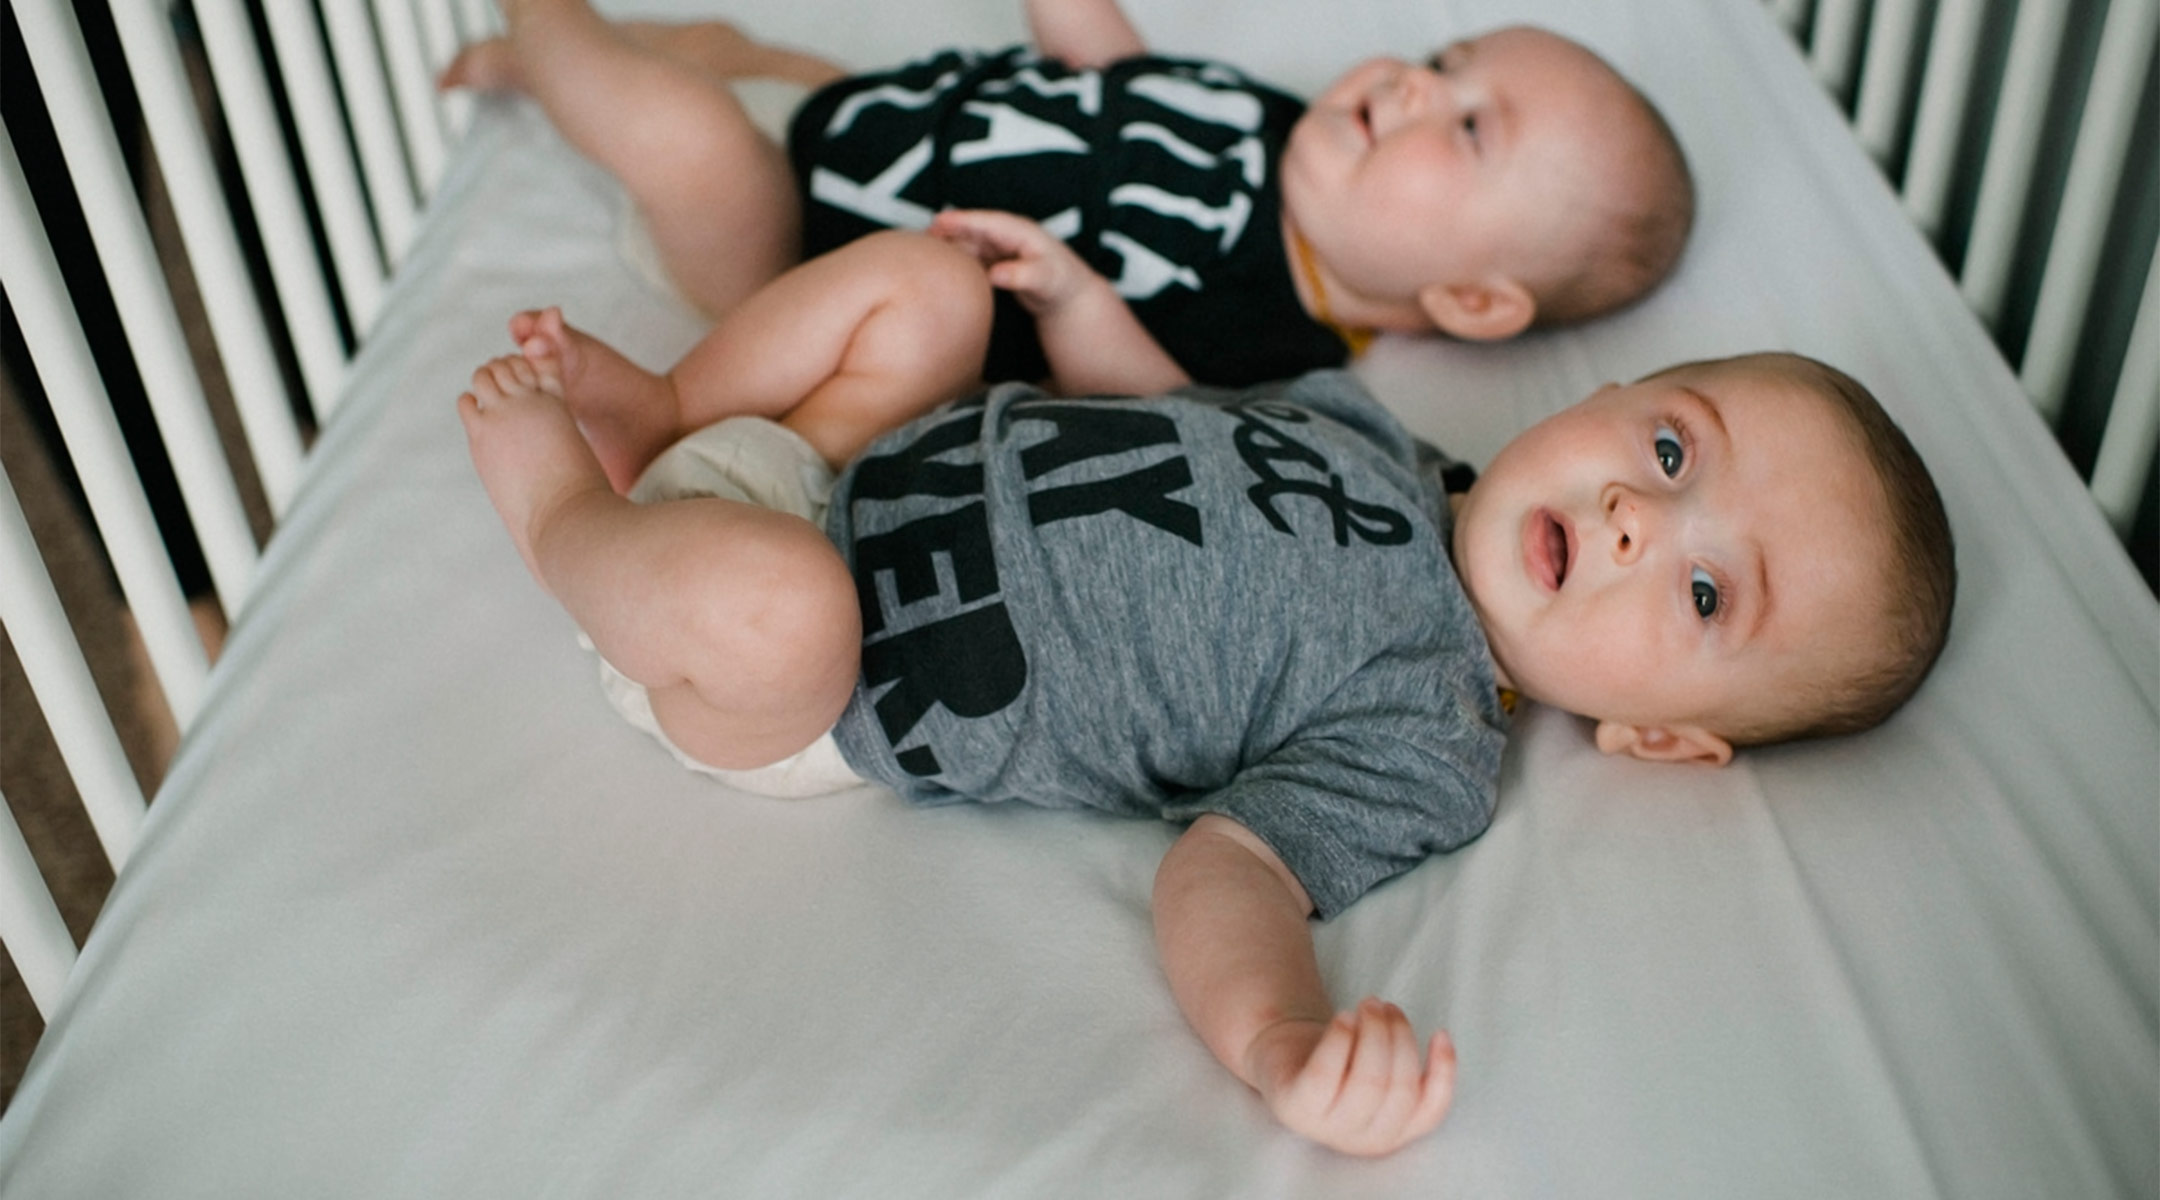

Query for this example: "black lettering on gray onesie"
[825,371,1506,918]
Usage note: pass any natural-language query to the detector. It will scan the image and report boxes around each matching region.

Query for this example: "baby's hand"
[1243,998,1456,1157]
[929,209,1103,316]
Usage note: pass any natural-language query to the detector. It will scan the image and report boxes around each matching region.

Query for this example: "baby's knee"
[851,231,995,377]
[855,231,994,315]
[691,511,861,689]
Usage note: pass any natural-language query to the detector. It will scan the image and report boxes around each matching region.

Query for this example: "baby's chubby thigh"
[637,505,859,773]
[605,417,862,778]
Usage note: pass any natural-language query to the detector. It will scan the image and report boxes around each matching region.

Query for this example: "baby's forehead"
[1430,26,1604,71]
[1722,382,1896,617]
[1683,364,1865,468]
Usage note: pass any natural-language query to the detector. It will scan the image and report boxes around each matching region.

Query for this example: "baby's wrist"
[1240,1013,1332,1092]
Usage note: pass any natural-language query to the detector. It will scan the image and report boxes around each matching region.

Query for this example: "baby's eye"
[1654,425,1685,477]
[1691,567,1720,620]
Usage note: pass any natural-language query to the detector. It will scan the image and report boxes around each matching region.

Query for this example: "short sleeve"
[1161,670,1503,919]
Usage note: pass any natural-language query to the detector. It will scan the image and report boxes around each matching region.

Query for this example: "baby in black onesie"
[445,0,1695,406]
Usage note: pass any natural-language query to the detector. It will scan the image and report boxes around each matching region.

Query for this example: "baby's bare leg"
[442,19,843,92]
[670,231,994,468]
[508,307,683,493]
[459,350,860,769]
[489,0,801,317]
[457,353,614,585]
[519,232,992,483]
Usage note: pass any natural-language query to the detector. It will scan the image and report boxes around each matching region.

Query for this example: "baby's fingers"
[1303,1011,1357,1091]
[1303,1002,1457,1156]
[1336,999,1417,1127]
[1400,1029,1458,1139]
[986,255,1060,295]
[929,209,1030,256]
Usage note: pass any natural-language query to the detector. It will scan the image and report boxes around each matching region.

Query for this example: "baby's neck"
[1280,213,1426,342]
[1444,491,1519,696]
[1281,211,1323,321]
[1281,213,1373,354]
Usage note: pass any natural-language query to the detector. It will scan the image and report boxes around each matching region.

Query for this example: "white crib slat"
[1852,0,1925,166]
[2090,248,2160,536]
[193,0,349,421]
[8,0,257,620]
[1810,0,1870,100]
[104,0,306,516]
[0,476,147,873]
[2018,0,2159,420]
[415,0,473,137]
[1900,0,1989,240]
[263,0,387,334]
[0,128,212,726]
[373,0,450,195]
[1960,0,2071,330]
[320,0,419,264]
[453,0,497,41]
[0,788,80,1020]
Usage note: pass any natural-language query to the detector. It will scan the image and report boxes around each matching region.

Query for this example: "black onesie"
[787,47,1351,387]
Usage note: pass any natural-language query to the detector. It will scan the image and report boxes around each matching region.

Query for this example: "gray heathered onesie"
[826,370,1507,917]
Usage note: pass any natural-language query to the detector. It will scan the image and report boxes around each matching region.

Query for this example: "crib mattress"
[2,0,2153,1196]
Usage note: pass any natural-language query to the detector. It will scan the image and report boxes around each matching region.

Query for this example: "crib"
[1,0,2154,1195]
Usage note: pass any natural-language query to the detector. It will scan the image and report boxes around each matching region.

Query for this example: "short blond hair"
[1536,79,1695,325]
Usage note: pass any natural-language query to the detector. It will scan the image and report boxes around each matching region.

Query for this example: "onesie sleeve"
[1161,662,1504,920]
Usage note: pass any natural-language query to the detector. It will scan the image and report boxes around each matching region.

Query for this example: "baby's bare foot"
[440,0,563,89]
[458,352,612,588]
[508,306,680,493]
[438,38,520,91]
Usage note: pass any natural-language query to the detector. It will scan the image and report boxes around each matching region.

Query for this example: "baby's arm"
[1025,0,1147,69]
[930,209,1190,397]
[1154,815,1457,1157]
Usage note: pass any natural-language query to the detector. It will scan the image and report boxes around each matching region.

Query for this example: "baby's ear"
[1418,278,1536,341]
[1594,720,1735,766]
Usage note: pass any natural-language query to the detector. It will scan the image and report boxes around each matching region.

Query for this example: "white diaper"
[588,416,864,799]
[614,78,812,309]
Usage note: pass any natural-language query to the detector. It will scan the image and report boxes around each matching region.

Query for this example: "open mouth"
[1527,509,1573,591]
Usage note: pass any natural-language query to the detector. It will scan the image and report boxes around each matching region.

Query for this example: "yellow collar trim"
[1497,687,1520,716]
[1288,225,1377,358]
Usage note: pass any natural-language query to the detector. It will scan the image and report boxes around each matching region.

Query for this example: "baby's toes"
[467,364,506,408]
[467,356,524,406]
[523,343,564,391]
[509,309,542,346]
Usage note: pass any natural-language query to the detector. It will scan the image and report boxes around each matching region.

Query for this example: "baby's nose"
[1400,64,1446,113]
[1603,484,1651,562]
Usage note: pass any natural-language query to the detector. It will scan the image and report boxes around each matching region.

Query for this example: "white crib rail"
[0,787,79,1018]
[108,0,307,516]
[193,0,350,418]
[322,2,419,264]
[0,474,146,871]
[10,0,261,621]
[1779,0,2160,543]
[2,0,475,1020]
[1,131,210,725]
[262,0,390,334]
[2020,0,2159,422]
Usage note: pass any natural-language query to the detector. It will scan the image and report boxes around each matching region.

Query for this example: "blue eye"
[1655,426,1685,477]
[1691,567,1720,620]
